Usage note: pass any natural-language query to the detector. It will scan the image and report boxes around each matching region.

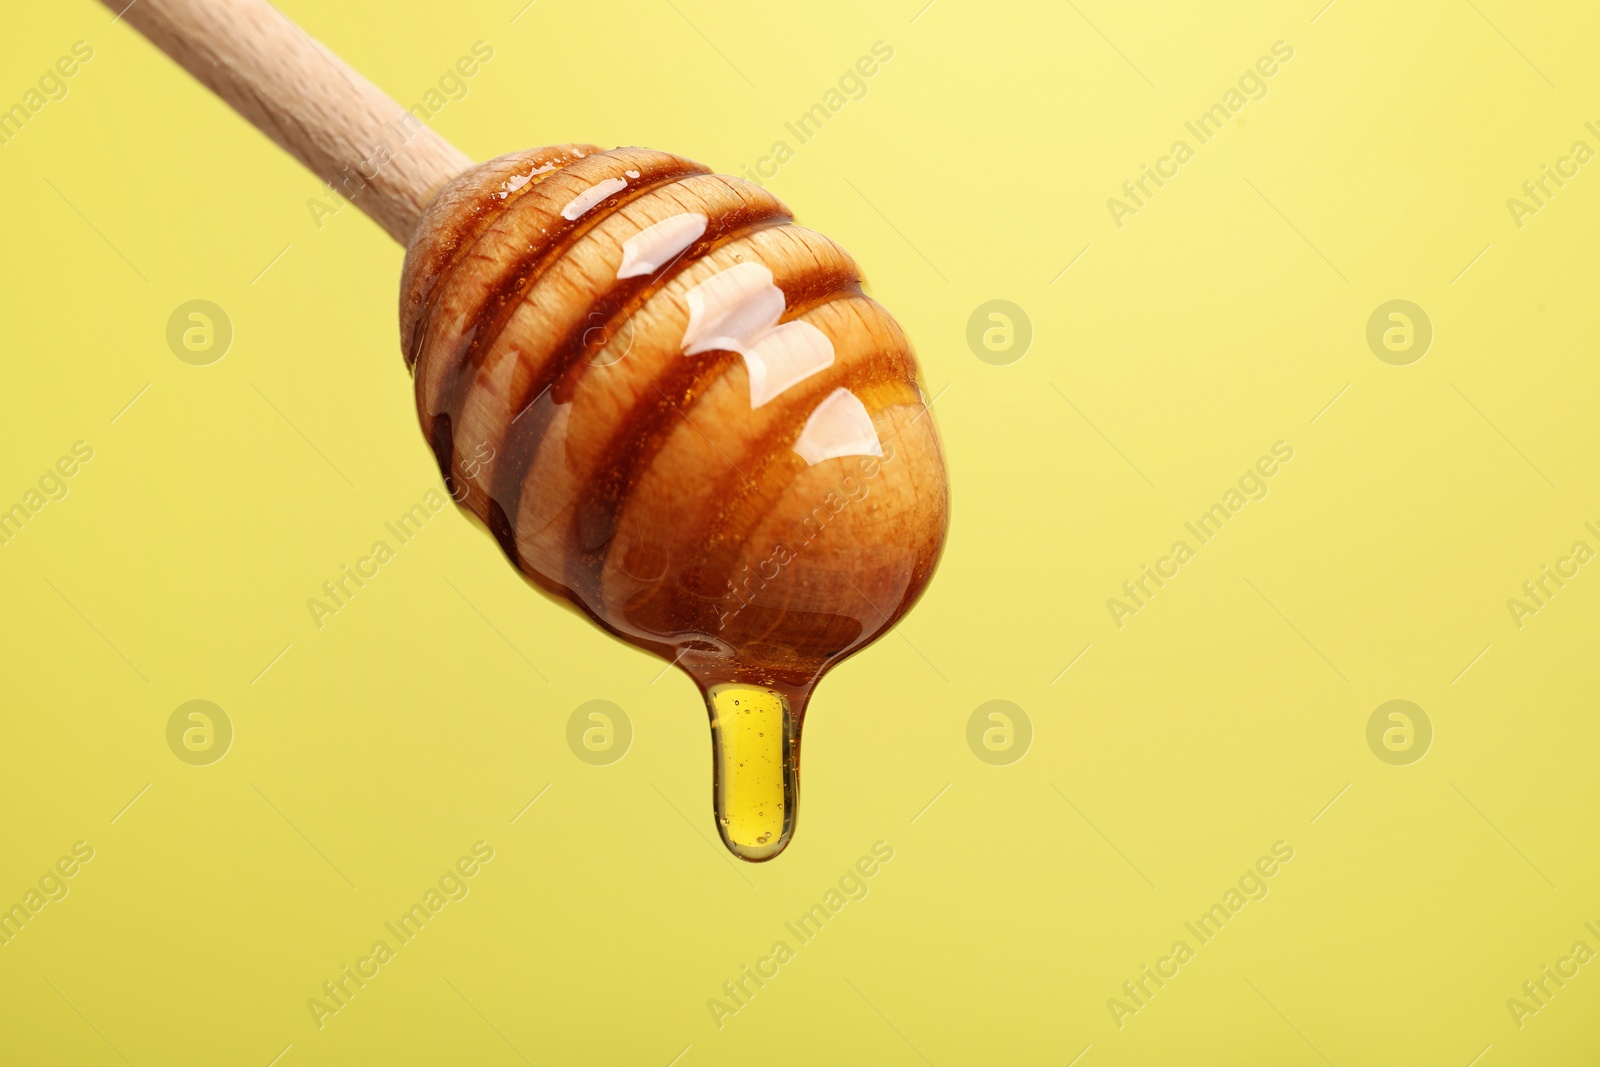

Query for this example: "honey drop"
[706,683,798,862]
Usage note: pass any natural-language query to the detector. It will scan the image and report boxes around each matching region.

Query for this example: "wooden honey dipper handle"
[104,0,951,864]
[100,0,472,243]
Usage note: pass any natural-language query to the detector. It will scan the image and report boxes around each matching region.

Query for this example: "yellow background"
[3,0,1599,1063]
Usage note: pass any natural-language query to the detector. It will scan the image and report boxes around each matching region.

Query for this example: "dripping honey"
[402,147,950,864]
[706,683,799,862]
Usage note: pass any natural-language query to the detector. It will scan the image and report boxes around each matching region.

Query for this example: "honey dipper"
[105,0,949,861]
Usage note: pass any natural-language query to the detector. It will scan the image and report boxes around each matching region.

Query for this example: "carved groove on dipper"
[489,207,798,545]
[439,162,711,422]
[402,145,949,683]
[404,145,602,369]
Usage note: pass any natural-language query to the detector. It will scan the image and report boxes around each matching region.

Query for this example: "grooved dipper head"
[400,145,948,696]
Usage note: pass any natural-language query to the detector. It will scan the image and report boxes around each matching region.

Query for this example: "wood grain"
[403,147,948,690]
[100,0,470,243]
[104,0,949,694]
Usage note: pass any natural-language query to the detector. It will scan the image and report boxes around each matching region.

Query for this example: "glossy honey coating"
[399,144,948,710]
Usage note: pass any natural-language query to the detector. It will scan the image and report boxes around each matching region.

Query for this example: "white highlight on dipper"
[680,262,837,407]
[682,263,784,356]
[496,162,555,200]
[617,213,707,280]
[561,176,629,220]
[793,388,882,466]
[743,323,834,408]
